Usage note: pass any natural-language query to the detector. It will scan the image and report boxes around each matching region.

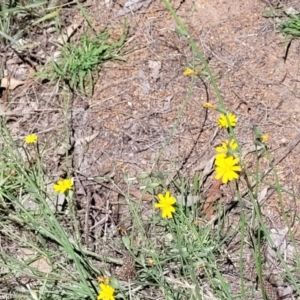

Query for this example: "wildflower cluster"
[202,103,269,184]
[203,103,241,184]
[24,133,74,194]
[154,106,243,217]
[214,138,241,184]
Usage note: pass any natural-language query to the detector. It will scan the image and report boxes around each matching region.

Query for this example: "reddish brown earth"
[2,0,300,298]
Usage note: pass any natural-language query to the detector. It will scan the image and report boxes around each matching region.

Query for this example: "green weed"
[40,23,128,95]
[0,0,57,45]
[0,117,98,299]
[279,15,300,37]
[3,0,300,299]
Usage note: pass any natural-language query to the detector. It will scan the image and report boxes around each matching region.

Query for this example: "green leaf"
[146,182,160,189]
[0,30,19,45]
[122,236,131,251]
[151,171,164,180]
[31,9,60,26]
[136,172,149,179]
[175,27,189,37]
[262,8,277,17]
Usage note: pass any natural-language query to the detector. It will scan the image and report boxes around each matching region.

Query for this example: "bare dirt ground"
[2,0,300,298]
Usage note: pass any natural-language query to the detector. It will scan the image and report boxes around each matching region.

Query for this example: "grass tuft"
[279,15,300,37]
[37,21,128,95]
[2,0,300,299]
[0,0,55,45]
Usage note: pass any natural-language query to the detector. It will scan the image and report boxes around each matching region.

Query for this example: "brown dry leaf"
[265,227,293,269]
[30,257,52,274]
[203,178,222,220]
[57,18,84,45]
[153,95,173,114]
[138,69,150,95]
[1,77,25,90]
[129,188,153,201]
[75,131,100,146]
[19,248,52,274]
[148,60,161,82]
[116,0,153,16]
[264,228,295,299]
[257,187,268,204]
[202,156,215,178]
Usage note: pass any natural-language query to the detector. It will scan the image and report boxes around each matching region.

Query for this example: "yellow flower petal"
[229,139,238,150]
[53,178,73,194]
[215,153,227,161]
[155,191,176,219]
[183,68,197,76]
[97,284,115,300]
[25,134,37,144]
[217,113,237,128]
[215,156,241,184]
[261,134,269,143]
[162,205,175,218]
[157,193,165,203]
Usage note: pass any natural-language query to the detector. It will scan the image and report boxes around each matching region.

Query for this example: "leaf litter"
[3,0,300,299]
[116,0,153,16]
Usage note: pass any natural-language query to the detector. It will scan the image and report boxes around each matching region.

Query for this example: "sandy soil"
[2,0,300,298]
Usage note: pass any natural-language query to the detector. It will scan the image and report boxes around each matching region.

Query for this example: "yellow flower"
[97,283,115,300]
[183,68,197,76]
[215,153,227,163]
[25,134,37,144]
[53,178,73,194]
[261,134,269,143]
[202,102,217,110]
[215,156,241,184]
[217,113,237,128]
[215,139,238,160]
[155,191,176,219]
[146,257,155,266]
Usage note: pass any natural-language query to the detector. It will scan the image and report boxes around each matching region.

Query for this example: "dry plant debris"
[2,0,300,299]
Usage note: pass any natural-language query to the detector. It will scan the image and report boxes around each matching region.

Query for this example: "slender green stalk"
[162,0,225,109]
[151,79,195,171]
